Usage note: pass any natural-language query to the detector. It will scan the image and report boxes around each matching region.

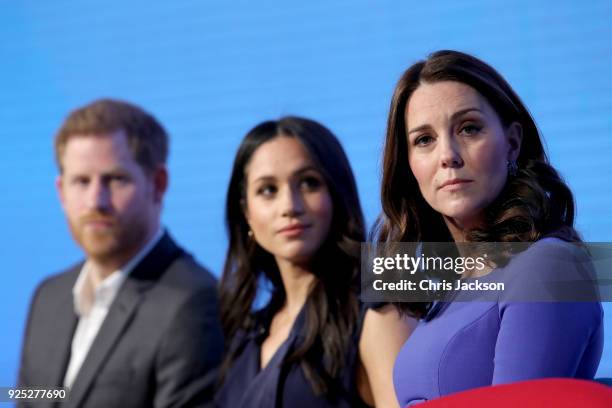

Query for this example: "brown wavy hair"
[219,117,365,395]
[373,50,581,317]
[55,98,168,174]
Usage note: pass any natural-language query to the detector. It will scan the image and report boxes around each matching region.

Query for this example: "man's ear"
[506,122,523,162]
[56,175,66,209]
[152,166,168,203]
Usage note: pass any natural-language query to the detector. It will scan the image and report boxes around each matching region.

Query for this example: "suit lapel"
[45,276,78,395]
[67,279,143,407]
[66,233,183,407]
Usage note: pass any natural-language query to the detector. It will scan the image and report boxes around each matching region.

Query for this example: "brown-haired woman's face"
[405,81,521,231]
[243,136,333,265]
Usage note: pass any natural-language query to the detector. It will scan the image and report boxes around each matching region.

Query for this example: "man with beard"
[18,99,223,408]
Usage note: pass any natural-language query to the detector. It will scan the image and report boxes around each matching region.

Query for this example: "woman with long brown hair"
[375,50,603,405]
[216,117,412,407]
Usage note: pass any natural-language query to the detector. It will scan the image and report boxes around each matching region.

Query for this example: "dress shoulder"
[499,238,598,302]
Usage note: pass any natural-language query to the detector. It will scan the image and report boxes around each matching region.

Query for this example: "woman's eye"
[301,176,323,190]
[414,135,434,146]
[459,123,481,136]
[257,185,277,196]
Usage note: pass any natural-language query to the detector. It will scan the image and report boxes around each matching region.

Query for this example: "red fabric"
[416,378,612,407]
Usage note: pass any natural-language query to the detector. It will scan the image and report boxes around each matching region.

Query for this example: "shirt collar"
[72,228,165,317]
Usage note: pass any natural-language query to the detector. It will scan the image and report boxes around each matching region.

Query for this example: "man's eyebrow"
[104,168,131,176]
[65,167,130,179]
[66,173,88,180]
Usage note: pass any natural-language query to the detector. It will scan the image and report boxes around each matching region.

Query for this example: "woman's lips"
[277,224,311,236]
[439,179,473,190]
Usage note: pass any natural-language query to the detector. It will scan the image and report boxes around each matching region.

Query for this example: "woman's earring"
[247,229,254,238]
[507,160,518,176]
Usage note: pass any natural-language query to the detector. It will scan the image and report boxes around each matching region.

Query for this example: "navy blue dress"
[215,303,374,407]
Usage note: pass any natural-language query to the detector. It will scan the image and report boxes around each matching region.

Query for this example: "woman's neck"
[443,214,494,278]
[275,258,316,315]
[443,212,487,242]
[444,216,468,243]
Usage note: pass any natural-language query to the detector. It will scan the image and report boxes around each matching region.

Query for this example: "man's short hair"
[54,98,168,174]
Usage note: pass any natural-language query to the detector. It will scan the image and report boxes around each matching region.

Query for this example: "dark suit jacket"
[18,232,224,408]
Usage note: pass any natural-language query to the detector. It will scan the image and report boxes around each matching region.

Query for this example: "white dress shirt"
[63,229,164,388]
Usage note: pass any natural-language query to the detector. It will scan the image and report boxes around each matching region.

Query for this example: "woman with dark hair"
[216,117,412,407]
[375,50,603,405]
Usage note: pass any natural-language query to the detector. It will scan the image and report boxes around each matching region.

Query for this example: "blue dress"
[215,302,374,407]
[393,238,604,406]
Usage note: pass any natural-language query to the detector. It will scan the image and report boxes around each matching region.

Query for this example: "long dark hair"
[219,116,365,395]
[374,50,581,317]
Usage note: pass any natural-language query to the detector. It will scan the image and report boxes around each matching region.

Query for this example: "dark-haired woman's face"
[243,136,333,266]
[405,81,520,232]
